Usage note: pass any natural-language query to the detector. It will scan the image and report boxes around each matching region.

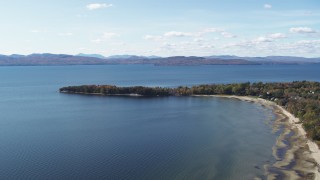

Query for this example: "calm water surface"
[0,64,319,179]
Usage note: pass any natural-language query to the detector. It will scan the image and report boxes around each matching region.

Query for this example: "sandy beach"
[194,95,320,180]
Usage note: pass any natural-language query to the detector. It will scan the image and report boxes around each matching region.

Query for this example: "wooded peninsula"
[60,81,320,145]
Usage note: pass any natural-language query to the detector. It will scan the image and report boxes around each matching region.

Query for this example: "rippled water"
[0,64,319,179]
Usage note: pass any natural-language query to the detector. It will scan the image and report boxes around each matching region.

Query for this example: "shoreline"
[60,91,143,97]
[194,95,320,179]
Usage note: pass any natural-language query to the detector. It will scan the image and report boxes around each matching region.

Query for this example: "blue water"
[0,64,319,179]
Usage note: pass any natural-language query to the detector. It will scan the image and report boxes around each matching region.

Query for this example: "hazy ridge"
[0,53,319,66]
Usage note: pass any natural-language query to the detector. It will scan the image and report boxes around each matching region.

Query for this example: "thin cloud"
[290,27,317,33]
[221,32,237,38]
[202,28,237,38]
[145,28,237,40]
[58,33,73,36]
[164,31,193,37]
[268,33,287,39]
[252,37,273,43]
[76,14,88,18]
[30,30,41,33]
[86,3,113,10]
[225,33,287,49]
[91,32,119,44]
[264,4,272,9]
[91,39,103,43]
[251,33,287,43]
[103,32,119,39]
[144,35,164,41]
[202,28,224,33]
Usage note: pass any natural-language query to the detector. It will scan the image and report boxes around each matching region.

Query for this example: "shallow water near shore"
[1,64,320,179]
[0,95,278,179]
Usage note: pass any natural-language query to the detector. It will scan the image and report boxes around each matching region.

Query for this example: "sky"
[0,0,320,57]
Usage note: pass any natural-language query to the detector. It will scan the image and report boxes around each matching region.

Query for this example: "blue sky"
[0,0,319,57]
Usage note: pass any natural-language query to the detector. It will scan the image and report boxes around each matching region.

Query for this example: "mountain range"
[0,53,319,66]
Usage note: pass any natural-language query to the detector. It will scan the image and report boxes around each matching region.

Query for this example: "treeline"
[60,81,320,143]
[59,85,173,96]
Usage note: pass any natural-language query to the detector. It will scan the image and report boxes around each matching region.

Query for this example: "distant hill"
[0,53,105,65]
[147,55,162,59]
[107,55,142,59]
[77,53,106,59]
[207,55,320,64]
[0,53,319,66]
[106,55,161,59]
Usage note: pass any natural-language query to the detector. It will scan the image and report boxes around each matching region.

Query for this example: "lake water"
[0,64,320,179]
